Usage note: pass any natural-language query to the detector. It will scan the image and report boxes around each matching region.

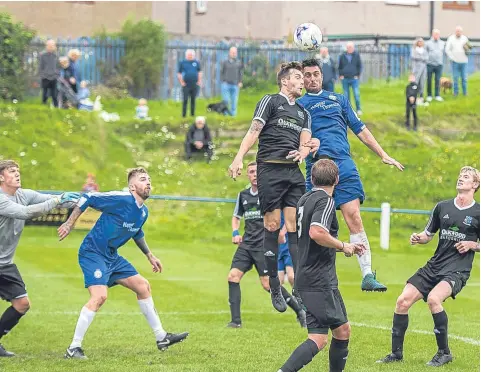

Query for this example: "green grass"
[0,74,479,371]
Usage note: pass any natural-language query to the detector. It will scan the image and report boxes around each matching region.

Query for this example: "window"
[442,1,474,10]
[385,0,420,6]
[196,1,207,14]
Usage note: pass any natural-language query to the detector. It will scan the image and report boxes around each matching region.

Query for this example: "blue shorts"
[79,250,138,288]
[278,242,293,271]
[306,157,365,209]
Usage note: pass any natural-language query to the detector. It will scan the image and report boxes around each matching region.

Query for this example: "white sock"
[70,306,96,349]
[351,232,372,278]
[138,297,167,341]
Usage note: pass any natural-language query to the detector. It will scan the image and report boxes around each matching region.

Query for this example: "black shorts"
[0,264,28,301]
[231,247,267,277]
[299,288,348,334]
[407,265,468,301]
[257,162,305,214]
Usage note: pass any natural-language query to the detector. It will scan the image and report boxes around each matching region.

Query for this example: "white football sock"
[138,297,167,341]
[70,306,96,349]
[351,232,373,278]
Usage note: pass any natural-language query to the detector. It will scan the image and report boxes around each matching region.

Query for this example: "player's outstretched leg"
[280,286,306,328]
[0,296,29,357]
[227,269,243,328]
[329,323,351,372]
[278,336,324,372]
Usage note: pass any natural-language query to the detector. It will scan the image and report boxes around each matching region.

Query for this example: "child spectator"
[77,81,94,111]
[405,74,419,131]
[81,173,100,192]
[135,98,150,120]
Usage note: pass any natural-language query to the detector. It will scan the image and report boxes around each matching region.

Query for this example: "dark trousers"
[182,85,199,118]
[405,102,417,130]
[41,79,58,107]
[427,64,443,97]
[185,142,213,160]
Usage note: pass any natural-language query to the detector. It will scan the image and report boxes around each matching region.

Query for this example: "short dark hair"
[0,160,19,177]
[302,58,323,75]
[127,167,148,183]
[247,161,257,168]
[311,159,338,187]
[277,61,303,88]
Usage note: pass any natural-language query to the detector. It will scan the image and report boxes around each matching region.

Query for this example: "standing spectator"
[67,49,81,93]
[338,42,363,115]
[221,46,243,117]
[39,39,59,107]
[317,46,336,92]
[405,74,419,131]
[58,57,78,108]
[446,26,471,96]
[425,29,445,102]
[81,173,99,192]
[184,116,213,162]
[177,49,202,118]
[411,38,429,106]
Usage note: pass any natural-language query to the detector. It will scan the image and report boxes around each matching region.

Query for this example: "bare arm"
[299,130,312,160]
[357,128,404,171]
[410,231,434,245]
[134,237,163,272]
[229,120,264,179]
[0,195,59,220]
[232,216,241,231]
[309,225,364,256]
[134,236,152,256]
[57,206,83,241]
[177,72,185,86]
[197,72,203,86]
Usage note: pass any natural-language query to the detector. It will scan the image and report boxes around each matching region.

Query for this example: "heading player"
[58,167,188,359]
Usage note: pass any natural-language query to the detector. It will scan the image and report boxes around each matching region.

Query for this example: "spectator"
[221,46,243,117]
[39,39,59,107]
[77,81,94,111]
[446,26,471,96]
[177,49,202,118]
[184,116,213,162]
[135,98,150,120]
[82,173,99,192]
[411,38,429,106]
[425,29,445,102]
[58,57,77,108]
[405,74,419,131]
[316,46,336,92]
[338,42,363,115]
[67,49,81,93]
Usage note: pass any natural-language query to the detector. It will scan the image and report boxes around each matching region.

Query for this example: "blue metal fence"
[26,37,480,99]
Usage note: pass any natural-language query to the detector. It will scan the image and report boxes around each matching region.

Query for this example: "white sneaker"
[435,96,444,102]
[426,96,433,102]
[357,110,363,116]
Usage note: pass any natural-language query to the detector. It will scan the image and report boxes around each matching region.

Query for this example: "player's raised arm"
[357,127,404,171]
[232,192,244,244]
[134,237,163,273]
[229,119,264,179]
[57,205,83,241]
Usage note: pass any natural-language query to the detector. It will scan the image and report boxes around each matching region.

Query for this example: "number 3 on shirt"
[297,206,304,238]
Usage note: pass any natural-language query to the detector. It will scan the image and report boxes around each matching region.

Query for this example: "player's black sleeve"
[302,108,312,133]
[424,203,441,236]
[252,94,274,124]
[233,193,244,218]
[310,197,336,232]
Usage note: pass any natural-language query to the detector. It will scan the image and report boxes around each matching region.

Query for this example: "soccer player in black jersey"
[377,166,480,367]
[278,159,365,372]
[227,162,306,328]
[229,62,319,313]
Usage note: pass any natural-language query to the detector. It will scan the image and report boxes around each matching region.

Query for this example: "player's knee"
[227,270,242,283]
[13,297,30,314]
[395,295,412,313]
[334,323,351,339]
[345,209,362,230]
[265,220,280,232]
[92,293,108,308]
[139,278,151,297]
[309,334,328,350]
[426,293,441,310]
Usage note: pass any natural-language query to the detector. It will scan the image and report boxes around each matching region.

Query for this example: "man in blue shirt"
[58,167,188,359]
[177,49,202,118]
[299,59,404,292]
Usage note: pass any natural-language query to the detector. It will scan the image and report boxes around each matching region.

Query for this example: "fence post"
[380,202,391,250]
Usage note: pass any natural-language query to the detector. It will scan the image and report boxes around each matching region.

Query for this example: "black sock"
[432,310,450,354]
[280,338,319,372]
[392,313,408,355]
[281,286,302,313]
[264,228,280,279]
[329,338,349,372]
[0,306,24,339]
[228,281,241,324]
[287,232,298,274]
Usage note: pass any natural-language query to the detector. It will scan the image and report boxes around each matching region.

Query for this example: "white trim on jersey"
[279,92,296,105]
[311,221,330,232]
[307,90,324,96]
[233,192,242,219]
[253,95,272,122]
[320,197,335,230]
[454,198,476,211]
[424,202,439,234]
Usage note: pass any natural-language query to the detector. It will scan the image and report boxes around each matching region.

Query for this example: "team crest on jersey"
[329,95,337,101]
[94,269,103,279]
[297,110,305,119]
[413,85,418,89]
[463,216,473,226]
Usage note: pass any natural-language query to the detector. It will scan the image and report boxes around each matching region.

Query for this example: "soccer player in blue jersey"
[57,167,188,359]
[298,59,404,292]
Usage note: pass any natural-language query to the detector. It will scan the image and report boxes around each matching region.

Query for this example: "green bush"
[0,13,35,100]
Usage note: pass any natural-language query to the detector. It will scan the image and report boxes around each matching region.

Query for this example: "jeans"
[182,84,199,117]
[451,62,467,96]
[221,82,240,116]
[341,78,361,111]
[322,81,334,92]
[426,64,443,97]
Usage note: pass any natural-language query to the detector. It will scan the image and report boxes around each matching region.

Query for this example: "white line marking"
[27,310,479,346]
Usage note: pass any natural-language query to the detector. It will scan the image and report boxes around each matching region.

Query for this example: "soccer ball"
[293,23,323,51]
